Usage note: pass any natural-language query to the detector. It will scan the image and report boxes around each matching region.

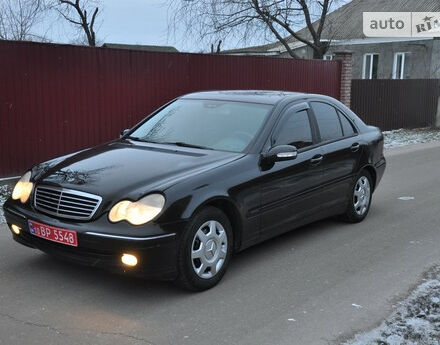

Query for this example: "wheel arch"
[360,164,377,191]
[190,196,244,252]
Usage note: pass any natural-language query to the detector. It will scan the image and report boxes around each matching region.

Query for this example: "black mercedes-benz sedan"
[3,91,386,291]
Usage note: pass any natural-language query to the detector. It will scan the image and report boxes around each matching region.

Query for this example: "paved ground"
[1,142,440,345]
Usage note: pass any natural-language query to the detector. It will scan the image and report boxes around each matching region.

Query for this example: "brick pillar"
[334,51,353,108]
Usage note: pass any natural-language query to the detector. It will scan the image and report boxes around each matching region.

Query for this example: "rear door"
[309,101,361,212]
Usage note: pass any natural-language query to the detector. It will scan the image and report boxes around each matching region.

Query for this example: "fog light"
[11,224,21,235]
[121,254,138,267]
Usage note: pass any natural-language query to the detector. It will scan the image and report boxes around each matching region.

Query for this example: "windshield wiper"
[127,136,160,144]
[160,141,214,150]
[128,137,213,150]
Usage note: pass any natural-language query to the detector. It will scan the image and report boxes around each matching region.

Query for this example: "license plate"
[28,220,78,247]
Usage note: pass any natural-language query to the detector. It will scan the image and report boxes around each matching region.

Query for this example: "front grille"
[34,185,102,220]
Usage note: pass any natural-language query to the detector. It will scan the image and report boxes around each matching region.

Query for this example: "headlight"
[12,171,33,203]
[108,194,165,225]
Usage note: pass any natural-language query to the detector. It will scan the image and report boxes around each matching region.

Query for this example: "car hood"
[32,140,244,200]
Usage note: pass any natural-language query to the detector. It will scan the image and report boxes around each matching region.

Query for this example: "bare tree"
[169,0,346,59]
[210,39,222,53]
[55,0,100,46]
[0,0,49,41]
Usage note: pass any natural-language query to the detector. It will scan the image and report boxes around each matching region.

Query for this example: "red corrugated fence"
[0,40,341,177]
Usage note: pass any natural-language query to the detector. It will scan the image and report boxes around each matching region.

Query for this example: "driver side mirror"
[120,129,130,138]
[262,145,298,164]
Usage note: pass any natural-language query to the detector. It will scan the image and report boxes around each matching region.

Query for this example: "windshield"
[129,99,273,152]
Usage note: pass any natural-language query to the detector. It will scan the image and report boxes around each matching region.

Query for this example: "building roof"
[313,0,440,41]
[226,0,440,54]
[102,43,179,53]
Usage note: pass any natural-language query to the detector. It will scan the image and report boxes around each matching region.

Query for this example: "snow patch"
[344,268,440,345]
[0,184,12,224]
[384,127,440,149]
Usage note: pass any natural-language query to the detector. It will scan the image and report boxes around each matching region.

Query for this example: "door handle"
[310,154,323,164]
[351,143,360,152]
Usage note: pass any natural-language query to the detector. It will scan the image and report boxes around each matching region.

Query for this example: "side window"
[338,111,357,136]
[273,109,313,149]
[311,102,343,142]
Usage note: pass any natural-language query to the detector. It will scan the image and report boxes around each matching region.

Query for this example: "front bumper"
[3,200,185,280]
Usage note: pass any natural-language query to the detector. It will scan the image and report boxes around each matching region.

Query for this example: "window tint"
[273,109,313,149]
[338,111,356,136]
[311,102,343,142]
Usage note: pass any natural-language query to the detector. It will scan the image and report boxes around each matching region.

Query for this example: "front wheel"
[341,171,373,223]
[175,207,233,291]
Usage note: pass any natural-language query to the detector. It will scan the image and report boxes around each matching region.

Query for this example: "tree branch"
[252,0,300,58]
[56,0,99,46]
[0,0,48,41]
[168,0,336,59]
[316,0,330,40]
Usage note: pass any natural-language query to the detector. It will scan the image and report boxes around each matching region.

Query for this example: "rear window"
[311,102,343,142]
[338,111,357,136]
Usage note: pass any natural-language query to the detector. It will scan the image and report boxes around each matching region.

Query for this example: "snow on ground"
[384,127,440,149]
[345,267,440,345]
[0,184,12,224]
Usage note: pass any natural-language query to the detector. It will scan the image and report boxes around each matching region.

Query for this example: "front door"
[259,103,324,240]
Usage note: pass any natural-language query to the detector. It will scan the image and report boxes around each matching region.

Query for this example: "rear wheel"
[175,207,233,291]
[341,170,373,223]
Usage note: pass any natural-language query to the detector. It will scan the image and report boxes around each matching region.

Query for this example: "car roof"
[179,90,368,131]
[180,90,308,105]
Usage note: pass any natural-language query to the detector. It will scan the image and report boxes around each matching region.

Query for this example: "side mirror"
[263,145,298,164]
[120,129,130,138]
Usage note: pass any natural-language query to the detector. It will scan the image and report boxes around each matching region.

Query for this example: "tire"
[341,170,373,223]
[175,207,233,291]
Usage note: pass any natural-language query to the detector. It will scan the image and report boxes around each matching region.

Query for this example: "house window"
[362,53,379,79]
[323,54,333,61]
[393,52,407,79]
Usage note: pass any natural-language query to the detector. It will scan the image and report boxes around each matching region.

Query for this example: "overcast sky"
[36,1,172,47]
[98,0,172,46]
[33,0,349,52]
[34,0,264,52]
